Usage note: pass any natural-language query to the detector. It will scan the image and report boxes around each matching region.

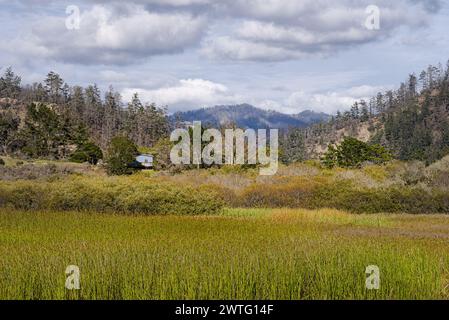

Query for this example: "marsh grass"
[0,209,448,300]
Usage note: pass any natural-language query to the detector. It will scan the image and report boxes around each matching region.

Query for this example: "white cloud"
[237,20,379,49]
[202,0,434,61]
[202,36,306,62]
[95,0,212,7]
[284,85,387,114]
[219,0,435,26]
[285,91,357,114]
[2,0,442,64]
[11,4,207,65]
[122,78,242,112]
[202,19,381,61]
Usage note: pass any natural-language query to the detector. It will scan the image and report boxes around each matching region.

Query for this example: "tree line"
[0,68,170,162]
[2,61,449,168]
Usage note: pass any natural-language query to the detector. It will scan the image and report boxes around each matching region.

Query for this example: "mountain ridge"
[170,104,331,129]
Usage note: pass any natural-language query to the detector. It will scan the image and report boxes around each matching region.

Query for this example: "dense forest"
[1,61,449,166]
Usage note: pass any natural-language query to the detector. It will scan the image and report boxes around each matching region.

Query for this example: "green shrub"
[105,136,138,175]
[148,138,174,170]
[234,177,449,214]
[70,142,103,165]
[47,180,119,212]
[322,137,392,169]
[236,177,328,208]
[334,188,449,214]
[0,177,224,215]
[115,183,223,215]
[363,165,388,182]
[200,184,239,208]
[0,182,45,210]
[238,182,314,208]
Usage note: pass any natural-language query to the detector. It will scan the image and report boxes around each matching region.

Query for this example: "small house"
[129,154,154,169]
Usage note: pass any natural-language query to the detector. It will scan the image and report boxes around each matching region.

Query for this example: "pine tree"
[0,67,21,99]
[0,110,20,155]
[360,103,370,122]
[102,86,121,147]
[281,128,306,164]
[44,71,64,103]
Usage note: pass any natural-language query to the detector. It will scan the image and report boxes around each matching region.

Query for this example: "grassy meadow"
[1,158,449,300]
[1,208,449,300]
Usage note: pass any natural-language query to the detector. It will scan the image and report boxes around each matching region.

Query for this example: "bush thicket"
[70,142,103,165]
[322,137,391,169]
[0,177,224,215]
[2,156,449,215]
[233,178,449,214]
[105,136,138,175]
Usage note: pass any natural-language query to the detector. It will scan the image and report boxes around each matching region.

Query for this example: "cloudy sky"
[1,0,448,114]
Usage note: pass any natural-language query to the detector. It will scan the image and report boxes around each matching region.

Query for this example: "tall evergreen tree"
[0,67,21,99]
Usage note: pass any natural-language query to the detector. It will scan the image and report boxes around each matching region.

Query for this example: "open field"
[1,208,449,300]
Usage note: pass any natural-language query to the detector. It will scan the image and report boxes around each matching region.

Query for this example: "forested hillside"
[301,61,449,164]
[0,69,169,159]
[2,61,449,166]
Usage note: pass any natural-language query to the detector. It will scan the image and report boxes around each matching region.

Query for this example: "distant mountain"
[170,104,330,129]
[293,110,332,125]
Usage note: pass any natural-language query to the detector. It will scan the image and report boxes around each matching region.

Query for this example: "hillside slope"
[171,104,330,129]
[302,63,449,163]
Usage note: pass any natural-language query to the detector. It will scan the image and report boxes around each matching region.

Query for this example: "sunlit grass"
[0,156,78,167]
[0,208,448,300]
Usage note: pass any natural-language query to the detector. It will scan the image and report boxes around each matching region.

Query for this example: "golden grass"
[0,208,448,300]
